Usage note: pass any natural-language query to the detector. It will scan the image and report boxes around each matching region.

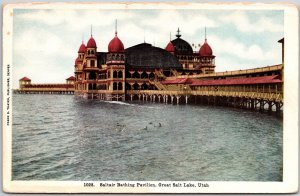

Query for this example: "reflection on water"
[12,94,283,181]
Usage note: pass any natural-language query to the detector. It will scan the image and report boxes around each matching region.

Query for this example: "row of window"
[107,54,125,61]
[87,50,95,55]
[79,82,155,91]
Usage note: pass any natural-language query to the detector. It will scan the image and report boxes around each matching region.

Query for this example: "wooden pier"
[126,88,283,113]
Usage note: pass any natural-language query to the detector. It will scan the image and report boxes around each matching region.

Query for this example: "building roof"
[163,75,282,86]
[19,77,31,81]
[108,33,124,53]
[24,84,74,88]
[190,75,282,86]
[125,43,181,69]
[87,36,97,48]
[199,39,213,56]
[171,37,193,55]
[66,76,76,80]
[78,42,87,53]
[96,52,107,65]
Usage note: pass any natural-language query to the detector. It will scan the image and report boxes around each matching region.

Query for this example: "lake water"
[12,94,283,181]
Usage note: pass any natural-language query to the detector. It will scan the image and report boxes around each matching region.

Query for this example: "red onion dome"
[78,42,86,53]
[87,36,97,48]
[199,39,213,56]
[108,33,124,52]
[165,41,175,52]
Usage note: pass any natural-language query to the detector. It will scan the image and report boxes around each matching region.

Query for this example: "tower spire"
[205,26,207,41]
[115,19,117,36]
[91,25,93,37]
[169,32,171,41]
[176,27,181,38]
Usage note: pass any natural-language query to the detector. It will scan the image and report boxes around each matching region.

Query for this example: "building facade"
[74,27,216,100]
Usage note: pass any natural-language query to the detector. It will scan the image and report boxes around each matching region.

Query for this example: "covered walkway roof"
[162,75,282,86]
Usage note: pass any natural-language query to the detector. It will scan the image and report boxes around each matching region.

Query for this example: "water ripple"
[12,94,283,181]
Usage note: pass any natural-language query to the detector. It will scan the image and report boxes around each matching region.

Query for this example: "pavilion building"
[74,26,215,100]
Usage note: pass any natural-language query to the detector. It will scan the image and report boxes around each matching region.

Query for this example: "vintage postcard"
[2,2,299,193]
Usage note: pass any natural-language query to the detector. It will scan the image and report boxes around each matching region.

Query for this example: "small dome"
[78,42,86,53]
[87,36,97,48]
[199,39,213,56]
[66,76,76,80]
[19,77,31,81]
[165,41,175,53]
[108,33,124,53]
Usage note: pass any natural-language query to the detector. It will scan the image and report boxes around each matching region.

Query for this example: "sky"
[12,8,283,88]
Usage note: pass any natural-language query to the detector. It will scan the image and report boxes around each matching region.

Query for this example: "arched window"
[125,70,131,78]
[149,72,155,80]
[118,82,123,90]
[88,84,93,90]
[88,50,90,55]
[91,60,95,67]
[133,71,139,78]
[141,71,148,79]
[133,82,139,90]
[141,83,148,90]
[118,71,123,78]
[113,82,117,90]
[113,71,118,78]
[125,82,131,90]
[91,50,94,54]
[89,72,96,80]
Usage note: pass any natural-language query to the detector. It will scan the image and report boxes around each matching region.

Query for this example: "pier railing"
[172,64,283,79]
[127,90,283,102]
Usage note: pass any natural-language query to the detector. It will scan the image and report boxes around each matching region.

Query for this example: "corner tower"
[74,41,86,92]
[84,27,98,91]
[199,28,215,74]
[106,20,126,101]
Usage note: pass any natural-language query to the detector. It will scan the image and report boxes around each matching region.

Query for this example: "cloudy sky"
[12,8,283,88]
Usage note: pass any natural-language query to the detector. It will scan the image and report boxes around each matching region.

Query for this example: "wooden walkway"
[127,89,283,112]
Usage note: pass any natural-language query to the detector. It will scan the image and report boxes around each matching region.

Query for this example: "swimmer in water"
[154,123,162,127]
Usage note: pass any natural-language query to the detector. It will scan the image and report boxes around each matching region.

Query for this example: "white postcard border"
[2,2,299,193]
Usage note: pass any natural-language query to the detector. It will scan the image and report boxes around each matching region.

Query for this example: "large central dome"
[171,38,193,55]
[125,43,181,69]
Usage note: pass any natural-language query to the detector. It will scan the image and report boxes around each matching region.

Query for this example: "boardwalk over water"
[127,89,283,113]
[15,64,284,113]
